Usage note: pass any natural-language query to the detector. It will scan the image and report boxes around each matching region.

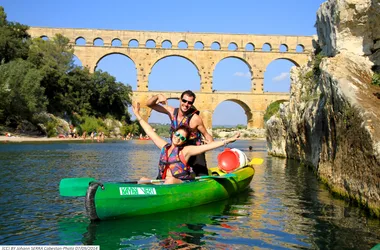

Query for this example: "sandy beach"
[0,135,91,143]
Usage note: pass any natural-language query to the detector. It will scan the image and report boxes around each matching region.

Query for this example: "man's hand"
[202,138,211,144]
[155,94,167,105]
[146,94,173,116]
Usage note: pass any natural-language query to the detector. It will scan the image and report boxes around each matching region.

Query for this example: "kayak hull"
[85,166,254,220]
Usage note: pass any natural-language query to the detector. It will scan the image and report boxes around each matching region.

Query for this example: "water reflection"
[58,193,251,249]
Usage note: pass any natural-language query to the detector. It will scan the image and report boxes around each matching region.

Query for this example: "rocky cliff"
[266,0,380,216]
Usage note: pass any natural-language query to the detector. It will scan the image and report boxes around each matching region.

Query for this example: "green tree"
[27,35,133,121]
[90,70,132,120]
[27,34,75,114]
[151,123,171,137]
[56,66,93,115]
[0,6,30,64]
[122,122,140,136]
[0,59,47,124]
[28,34,74,71]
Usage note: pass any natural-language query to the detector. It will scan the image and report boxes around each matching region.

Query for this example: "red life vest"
[157,143,194,179]
[170,108,202,145]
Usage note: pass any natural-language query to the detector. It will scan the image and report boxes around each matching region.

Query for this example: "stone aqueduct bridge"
[28,27,312,129]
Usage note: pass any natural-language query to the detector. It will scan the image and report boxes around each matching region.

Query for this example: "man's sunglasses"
[174,131,187,142]
[181,99,194,105]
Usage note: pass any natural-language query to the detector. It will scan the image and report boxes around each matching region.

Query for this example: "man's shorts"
[188,152,208,176]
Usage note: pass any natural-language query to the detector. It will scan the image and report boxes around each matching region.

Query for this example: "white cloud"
[272,72,290,82]
[234,72,250,78]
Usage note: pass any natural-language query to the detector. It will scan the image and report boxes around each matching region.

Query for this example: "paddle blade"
[248,158,264,165]
[197,173,237,179]
[59,177,96,197]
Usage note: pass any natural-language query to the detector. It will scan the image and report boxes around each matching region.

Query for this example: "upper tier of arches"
[29,27,312,53]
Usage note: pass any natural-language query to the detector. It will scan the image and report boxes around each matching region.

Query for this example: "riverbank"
[0,135,266,143]
[1,128,266,143]
[0,135,88,143]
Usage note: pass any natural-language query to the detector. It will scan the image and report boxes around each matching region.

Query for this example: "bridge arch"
[94,52,137,72]
[211,42,221,50]
[149,55,201,91]
[146,39,156,48]
[211,98,253,127]
[264,57,301,69]
[75,37,86,45]
[264,58,299,93]
[212,56,252,76]
[162,40,172,48]
[262,43,272,52]
[194,41,204,50]
[111,38,122,47]
[279,44,288,52]
[228,42,238,51]
[128,39,139,47]
[245,43,255,51]
[150,55,200,77]
[178,40,188,49]
[72,54,83,67]
[93,37,104,46]
[296,44,305,52]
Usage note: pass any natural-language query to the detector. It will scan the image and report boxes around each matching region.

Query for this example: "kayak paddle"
[59,174,237,197]
[59,177,96,197]
[134,173,237,184]
[198,173,237,179]
[248,158,264,165]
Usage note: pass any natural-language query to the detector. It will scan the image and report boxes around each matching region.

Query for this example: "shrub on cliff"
[264,100,287,122]
[372,73,380,86]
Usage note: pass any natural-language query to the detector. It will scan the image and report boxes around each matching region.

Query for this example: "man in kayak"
[132,102,239,184]
[146,90,213,176]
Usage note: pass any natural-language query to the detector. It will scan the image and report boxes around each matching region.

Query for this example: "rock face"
[266,0,380,216]
[316,0,380,64]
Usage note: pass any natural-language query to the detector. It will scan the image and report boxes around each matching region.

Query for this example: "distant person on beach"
[97,131,105,143]
[249,146,253,151]
[126,133,132,140]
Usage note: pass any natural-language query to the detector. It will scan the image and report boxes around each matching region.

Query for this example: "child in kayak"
[132,102,240,184]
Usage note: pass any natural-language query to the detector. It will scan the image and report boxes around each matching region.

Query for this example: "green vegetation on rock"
[371,73,380,86]
[264,100,287,122]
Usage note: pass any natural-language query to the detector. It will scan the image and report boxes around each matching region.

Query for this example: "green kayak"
[84,166,254,220]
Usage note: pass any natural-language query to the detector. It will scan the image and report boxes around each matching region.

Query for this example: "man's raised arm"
[193,115,214,144]
[146,94,173,116]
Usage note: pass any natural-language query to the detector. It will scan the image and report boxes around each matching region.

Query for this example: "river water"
[0,139,379,249]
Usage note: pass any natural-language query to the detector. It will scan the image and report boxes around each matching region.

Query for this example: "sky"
[1,0,325,126]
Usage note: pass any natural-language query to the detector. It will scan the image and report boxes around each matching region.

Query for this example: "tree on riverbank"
[0,7,30,64]
[0,6,133,136]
